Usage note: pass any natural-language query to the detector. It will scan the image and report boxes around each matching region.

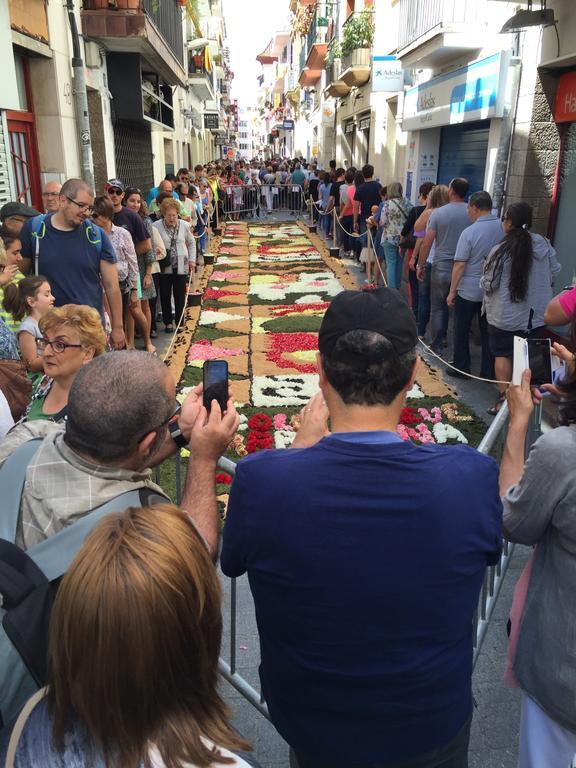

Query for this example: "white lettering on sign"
[564,92,576,115]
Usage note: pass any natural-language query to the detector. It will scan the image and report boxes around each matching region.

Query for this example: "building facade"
[0,0,231,205]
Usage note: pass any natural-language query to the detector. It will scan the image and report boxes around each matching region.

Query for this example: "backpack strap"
[28,488,167,582]
[4,686,48,768]
[29,215,47,277]
[84,221,103,254]
[0,440,44,544]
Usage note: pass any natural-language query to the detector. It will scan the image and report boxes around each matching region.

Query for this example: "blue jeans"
[417,263,431,337]
[430,261,452,348]
[453,295,494,377]
[383,240,403,290]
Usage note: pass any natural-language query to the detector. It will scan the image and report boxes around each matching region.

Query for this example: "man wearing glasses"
[19,178,126,350]
[42,181,62,213]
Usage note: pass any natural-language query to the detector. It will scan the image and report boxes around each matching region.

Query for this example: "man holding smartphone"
[221,288,502,768]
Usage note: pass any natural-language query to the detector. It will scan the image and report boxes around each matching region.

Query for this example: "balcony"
[81,0,185,86]
[340,48,371,88]
[298,4,332,88]
[188,54,215,101]
[396,0,485,68]
[325,58,350,97]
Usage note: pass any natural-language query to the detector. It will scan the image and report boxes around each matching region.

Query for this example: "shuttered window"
[0,112,15,206]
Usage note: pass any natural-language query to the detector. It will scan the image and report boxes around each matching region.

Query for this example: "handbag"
[0,360,32,421]
[158,222,178,271]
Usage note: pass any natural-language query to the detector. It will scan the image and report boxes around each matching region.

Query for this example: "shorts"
[488,324,546,358]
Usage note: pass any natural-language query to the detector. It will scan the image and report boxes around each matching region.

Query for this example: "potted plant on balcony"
[341,10,375,58]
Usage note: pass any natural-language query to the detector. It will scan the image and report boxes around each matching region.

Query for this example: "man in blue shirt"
[221,288,502,768]
[19,178,125,349]
[447,191,503,379]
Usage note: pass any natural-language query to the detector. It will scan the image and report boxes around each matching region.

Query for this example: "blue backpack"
[30,215,103,276]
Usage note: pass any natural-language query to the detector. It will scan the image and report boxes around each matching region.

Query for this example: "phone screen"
[527,338,552,387]
[203,360,228,412]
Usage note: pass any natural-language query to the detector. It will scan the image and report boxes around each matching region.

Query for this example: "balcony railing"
[397,0,481,52]
[142,0,184,66]
[299,44,307,74]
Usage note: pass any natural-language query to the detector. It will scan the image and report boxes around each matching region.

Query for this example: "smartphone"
[203,360,228,412]
[527,338,552,387]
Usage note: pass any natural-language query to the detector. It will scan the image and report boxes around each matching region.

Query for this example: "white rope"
[162,264,198,363]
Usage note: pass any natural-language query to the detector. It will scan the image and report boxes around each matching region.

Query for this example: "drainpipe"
[66,0,94,188]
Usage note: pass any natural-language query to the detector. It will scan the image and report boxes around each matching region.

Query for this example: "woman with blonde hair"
[153,198,196,334]
[2,504,255,767]
[413,184,449,337]
[23,304,106,423]
[376,181,412,290]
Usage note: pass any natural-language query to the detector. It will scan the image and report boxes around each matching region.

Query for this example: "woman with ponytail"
[3,276,54,371]
[481,202,561,414]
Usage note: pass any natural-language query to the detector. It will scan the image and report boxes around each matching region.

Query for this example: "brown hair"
[93,195,115,221]
[160,197,180,216]
[48,504,249,767]
[3,275,49,322]
[39,304,106,356]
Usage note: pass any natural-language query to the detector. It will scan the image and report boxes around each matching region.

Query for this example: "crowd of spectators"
[0,155,573,767]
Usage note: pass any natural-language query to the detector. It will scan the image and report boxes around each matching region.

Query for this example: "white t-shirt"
[149,741,254,767]
[17,316,41,339]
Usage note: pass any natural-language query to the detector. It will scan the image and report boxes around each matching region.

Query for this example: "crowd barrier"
[220,184,307,220]
[156,403,542,720]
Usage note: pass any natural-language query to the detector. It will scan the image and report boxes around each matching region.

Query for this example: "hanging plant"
[341,10,375,56]
[325,40,341,65]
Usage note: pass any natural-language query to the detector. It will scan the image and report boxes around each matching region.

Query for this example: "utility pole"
[66,0,95,188]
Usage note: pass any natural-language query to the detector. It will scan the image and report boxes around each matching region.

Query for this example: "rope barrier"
[162,263,198,364]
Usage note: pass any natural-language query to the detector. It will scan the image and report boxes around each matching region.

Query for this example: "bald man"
[42,181,62,213]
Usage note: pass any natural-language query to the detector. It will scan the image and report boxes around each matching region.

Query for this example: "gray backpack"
[0,439,166,725]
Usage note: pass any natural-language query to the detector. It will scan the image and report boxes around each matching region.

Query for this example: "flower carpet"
[160,221,488,508]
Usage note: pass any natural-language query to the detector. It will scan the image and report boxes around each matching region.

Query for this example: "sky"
[222,0,290,107]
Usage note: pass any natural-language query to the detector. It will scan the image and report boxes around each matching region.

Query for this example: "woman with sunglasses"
[22,304,106,423]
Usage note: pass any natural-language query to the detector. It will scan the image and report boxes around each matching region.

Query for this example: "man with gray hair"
[0,350,238,559]
[41,181,62,213]
[19,178,126,350]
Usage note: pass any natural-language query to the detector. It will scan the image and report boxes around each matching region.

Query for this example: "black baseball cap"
[0,202,41,220]
[319,288,418,363]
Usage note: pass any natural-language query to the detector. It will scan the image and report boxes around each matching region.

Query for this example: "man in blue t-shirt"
[19,178,126,349]
[221,288,502,768]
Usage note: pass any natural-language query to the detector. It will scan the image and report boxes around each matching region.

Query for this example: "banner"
[372,56,403,93]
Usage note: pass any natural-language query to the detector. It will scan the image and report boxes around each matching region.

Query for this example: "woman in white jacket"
[153,198,196,333]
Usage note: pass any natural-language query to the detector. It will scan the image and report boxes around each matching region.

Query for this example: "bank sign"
[402,52,511,131]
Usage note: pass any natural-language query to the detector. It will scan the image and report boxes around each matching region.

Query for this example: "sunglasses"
[107,189,123,196]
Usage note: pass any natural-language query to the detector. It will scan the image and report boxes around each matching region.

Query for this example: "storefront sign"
[358,116,371,131]
[204,113,219,130]
[372,56,403,93]
[214,135,227,146]
[282,120,294,130]
[322,100,336,125]
[555,71,576,123]
[402,52,511,131]
[344,120,355,135]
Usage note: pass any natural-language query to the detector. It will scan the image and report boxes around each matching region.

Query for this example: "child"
[0,234,26,331]
[3,275,55,371]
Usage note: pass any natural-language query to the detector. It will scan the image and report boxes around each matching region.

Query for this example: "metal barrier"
[156,402,542,716]
[220,184,307,221]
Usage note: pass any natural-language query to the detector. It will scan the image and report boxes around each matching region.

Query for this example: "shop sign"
[372,56,403,93]
[204,113,219,129]
[555,71,576,123]
[227,148,234,158]
[402,52,511,131]
[322,100,336,125]
[214,135,227,146]
[358,116,371,131]
[282,119,295,130]
[344,120,355,135]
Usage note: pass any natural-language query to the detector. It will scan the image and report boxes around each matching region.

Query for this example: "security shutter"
[113,121,154,193]
[437,120,490,197]
[0,112,15,205]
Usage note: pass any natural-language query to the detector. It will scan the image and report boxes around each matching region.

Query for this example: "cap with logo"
[105,179,125,193]
[318,288,418,365]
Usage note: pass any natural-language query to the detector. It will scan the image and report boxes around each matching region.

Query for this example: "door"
[552,123,576,300]
[7,113,42,209]
[437,120,489,197]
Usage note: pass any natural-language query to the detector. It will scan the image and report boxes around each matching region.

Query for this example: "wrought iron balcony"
[82,0,185,85]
